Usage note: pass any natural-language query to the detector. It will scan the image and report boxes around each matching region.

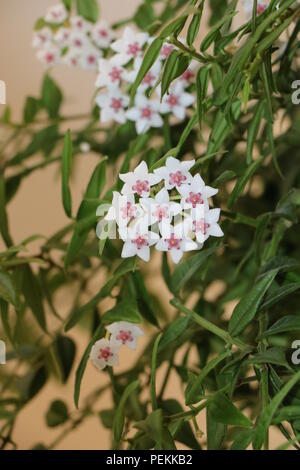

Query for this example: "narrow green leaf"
[262,315,300,337]
[151,333,162,411]
[227,156,264,209]
[246,101,265,164]
[253,370,300,449]
[261,283,300,311]
[113,379,140,447]
[208,391,252,427]
[0,270,20,309]
[61,129,72,218]
[229,269,277,336]
[21,265,46,331]
[0,175,13,247]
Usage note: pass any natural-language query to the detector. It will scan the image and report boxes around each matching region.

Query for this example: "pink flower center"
[167,94,179,107]
[165,233,182,251]
[153,205,168,221]
[76,20,83,28]
[169,171,186,187]
[99,29,108,37]
[39,34,47,43]
[45,53,55,64]
[109,67,122,81]
[132,235,149,250]
[98,347,113,361]
[110,98,123,112]
[193,219,210,235]
[181,69,194,83]
[71,57,78,66]
[132,179,149,196]
[143,71,155,86]
[161,44,174,59]
[87,55,96,64]
[127,42,141,57]
[257,4,267,14]
[120,202,136,219]
[116,330,133,344]
[141,107,152,119]
[74,38,83,47]
[186,192,203,208]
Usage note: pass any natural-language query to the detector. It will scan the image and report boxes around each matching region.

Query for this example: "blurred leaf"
[208,391,252,427]
[23,97,41,123]
[76,0,99,22]
[21,265,46,331]
[41,75,63,119]
[46,400,69,427]
[0,175,13,246]
[135,409,176,450]
[262,315,300,337]
[101,299,142,325]
[0,270,20,309]
[206,407,226,450]
[54,335,76,383]
[61,129,72,218]
[113,380,140,447]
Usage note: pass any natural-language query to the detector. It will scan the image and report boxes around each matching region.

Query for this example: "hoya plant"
[0,0,300,451]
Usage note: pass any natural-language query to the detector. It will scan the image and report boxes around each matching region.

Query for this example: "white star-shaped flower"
[32,27,53,49]
[155,222,198,264]
[105,192,143,228]
[96,59,126,88]
[177,174,218,210]
[120,161,160,198]
[106,322,144,350]
[124,57,162,91]
[90,338,119,371]
[44,3,68,24]
[140,187,182,231]
[68,31,90,50]
[154,156,195,191]
[119,223,159,262]
[79,46,102,70]
[188,207,224,244]
[110,27,149,66]
[70,15,92,33]
[36,45,60,67]
[126,94,163,134]
[96,87,130,124]
[160,81,195,120]
[54,27,71,47]
[62,49,80,67]
[91,20,114,48]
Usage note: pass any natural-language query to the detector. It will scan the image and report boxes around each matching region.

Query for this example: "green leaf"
[61,129,72,218]
[46,400,69,427]
[246,101,265,164]
[250,347,288,367]
[253,370,300,449]
[135,409,176,450]
[65,158,107,267]
[229,269,277,336]
[186,350,231,405]
[54,335,76,383]
[10,125,59,165]
[133,3,155,30]
[259,256,300,276]
[159,16,188,39]
[0,175,13,247]
[23,97,41,123]
[130,38,163,102]
[65,258,137,331]
[206,408,226,450]
[208,391,252,427]
[74,323,103,408]
[196,66,210,127]
[132,271,159,326]
[76,0,99,22]
[227,156,264,209]
[262,315,300,337]
[0,270,20,309]
[101,299,142,325]
[113,380,140,447]
[200,10,235,52]
[171,244,218,294]
[21,265,46,331]
[187,1,204,46]
[161,51,190,97]
[272,406,300,424]
[41,75,63,119]
[159,315,190,351]
[150,333,162,411]
[261,283,300,311]
[230,428,253,450]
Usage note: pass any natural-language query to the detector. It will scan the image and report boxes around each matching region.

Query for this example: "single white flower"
[45,3,68,24]
[105,192,142,227]
[120,161,160,198]
[126,94,163,134]
[111,27,149,66]
[124,57,162,91]
[32,27,53,49]
[106,322,144,350]
[36,45,60,67]
[119,223,159,262]
[62,49,80,67]
[54,27,71,47]
[91,20,114,48]
[160,81,195,120]
[177,174,218,210]
[96,59,125,88]
[140,187,182,228]
[155,222,198,264]
[68,31,90,50]
[90,338,119,371]
[96,87,130,124]
[79,47,102,70]
[70,15,91,33]
[154,156,195,191]
[189,208,224,244]
[242,0,269,17]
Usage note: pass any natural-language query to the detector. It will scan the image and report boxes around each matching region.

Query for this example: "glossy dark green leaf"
[229,269,277,336]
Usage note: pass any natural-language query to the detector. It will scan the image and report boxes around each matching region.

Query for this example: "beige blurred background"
[0,0,285,450]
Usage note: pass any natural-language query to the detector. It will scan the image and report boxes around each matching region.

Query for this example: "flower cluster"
[90,321,143,371]
[95,27,197,134]
[96,157,223,264]
[32,3,114,69]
